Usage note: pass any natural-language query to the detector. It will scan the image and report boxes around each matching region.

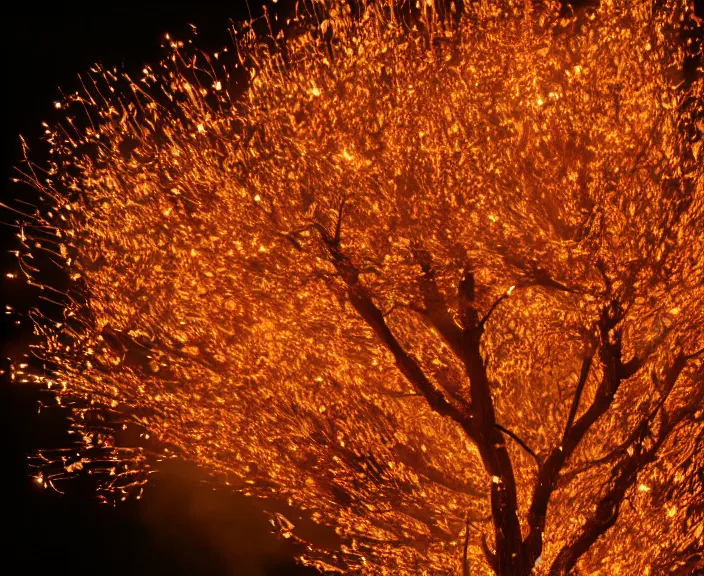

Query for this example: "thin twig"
[495,423,541,467]
[684,346,704,361]
[333,196,348,246]
[479,293,508,328]
[561,353,594,445]
[463,519,471,576]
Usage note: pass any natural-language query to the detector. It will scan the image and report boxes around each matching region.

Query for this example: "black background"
[2,4,316,575]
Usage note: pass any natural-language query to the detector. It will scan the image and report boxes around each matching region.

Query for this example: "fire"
[7,1,704,574]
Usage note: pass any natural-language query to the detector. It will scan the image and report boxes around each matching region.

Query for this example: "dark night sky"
[2,4,316,575]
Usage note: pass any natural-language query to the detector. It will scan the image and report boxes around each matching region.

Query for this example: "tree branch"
[314,230,475,442]
[561,352,594,447]
[463,519,471,576]
[549,354,697,575]
[548,423,657,576]
[521,267,572,293]
[394,443,484,497]
[410,248,525,572]
[560,353,692,484]
[347,282,475,438]
[619,328,672,379]
[479,286,515,329]
[495,423,541,467]
[333,197,347,246]
[460,306,525,572]
[481,532,499,575]
[411,246,466,354]
[684,346,704,361]
[525,301,626,564]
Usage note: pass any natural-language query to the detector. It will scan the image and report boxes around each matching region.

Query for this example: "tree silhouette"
[12,0,704,574]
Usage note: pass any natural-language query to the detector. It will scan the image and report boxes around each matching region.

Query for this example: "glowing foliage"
[9,1,704,574]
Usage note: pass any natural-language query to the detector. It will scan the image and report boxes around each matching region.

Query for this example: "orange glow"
[8,1,704,574]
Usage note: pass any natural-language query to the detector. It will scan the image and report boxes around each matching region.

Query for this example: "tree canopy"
[12,0,704,574]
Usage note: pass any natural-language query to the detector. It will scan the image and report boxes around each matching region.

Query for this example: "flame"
[7,1,704,574]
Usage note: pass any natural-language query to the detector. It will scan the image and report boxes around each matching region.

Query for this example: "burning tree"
[10,0,704,574]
